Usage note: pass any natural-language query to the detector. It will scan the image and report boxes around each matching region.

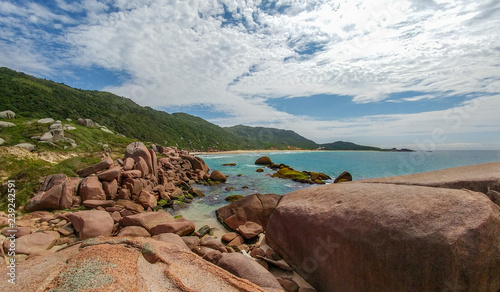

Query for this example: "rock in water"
[255,156,273,165]
[333,171,352,183]
[216,193,280,231]
[210,170,227,183]
[266,182,500,292]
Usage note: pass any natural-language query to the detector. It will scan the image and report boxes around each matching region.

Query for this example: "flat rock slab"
[0,237,272,292]
[121,211,174,231]
[361,162,500,194]
[3,232,56,255]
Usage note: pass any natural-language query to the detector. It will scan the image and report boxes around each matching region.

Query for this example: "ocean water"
[176,150,500,230]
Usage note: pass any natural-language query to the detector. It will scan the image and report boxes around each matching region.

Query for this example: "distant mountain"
[319,141,383,151]
[225,125,319,150]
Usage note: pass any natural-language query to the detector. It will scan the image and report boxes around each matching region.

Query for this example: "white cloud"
[1,0,499,149]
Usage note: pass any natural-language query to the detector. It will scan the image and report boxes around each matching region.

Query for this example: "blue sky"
[1,0,499,150]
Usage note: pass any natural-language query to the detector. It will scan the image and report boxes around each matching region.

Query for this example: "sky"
[1,0,499,150]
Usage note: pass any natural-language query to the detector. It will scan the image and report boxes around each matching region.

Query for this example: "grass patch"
[0,153,101,212]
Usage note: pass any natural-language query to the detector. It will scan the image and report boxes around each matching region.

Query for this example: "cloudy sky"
[1,0,499,150]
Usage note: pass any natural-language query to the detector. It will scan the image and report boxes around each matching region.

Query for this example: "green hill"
[225,125,319,150]
[0,67,390,151]
[0,67,245,151]
[319,141,383,151]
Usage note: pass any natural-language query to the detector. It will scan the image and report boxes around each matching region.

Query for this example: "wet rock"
[210,170,227,183]
[255,156,273,165]
[216,193,280,231]
[333,171,352,183]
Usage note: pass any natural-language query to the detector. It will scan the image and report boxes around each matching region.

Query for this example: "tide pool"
[175,150,500,229]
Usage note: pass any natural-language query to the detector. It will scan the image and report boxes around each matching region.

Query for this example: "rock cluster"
[0,236,281,292]
[30,119,77,147]
[26,141,210,212]
[254,156,331,184]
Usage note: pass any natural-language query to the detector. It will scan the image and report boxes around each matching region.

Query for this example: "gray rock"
[50,128,64,141]
[0,110,15,119]
[77,118,94,127]
[49,122,63,130]
[39,132,53,142]
[37,118,54,124]
[100,126,113,134]
[0,121,16,127]
[65,118,72,121]
[63,125,76,131]
[0,138,4,145]
[15,143,35,151]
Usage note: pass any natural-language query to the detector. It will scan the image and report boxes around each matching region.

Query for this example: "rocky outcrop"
[266,182,500,291]
[0,237,272,292]
[216,193,281,231]
[25,175,81,212]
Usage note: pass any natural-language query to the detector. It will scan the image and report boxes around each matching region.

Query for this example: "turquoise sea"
[176,150,500,230]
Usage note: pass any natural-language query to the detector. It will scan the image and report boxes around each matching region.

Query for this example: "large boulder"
[210,170,227,183]
[0,237,270,292]
[266,182,500,292]
[255,156,273,165]
[217,253,283,291]
[216,193,280,231]
[78,176,106,201]
[67,210,114,240]
[25,175,81,211]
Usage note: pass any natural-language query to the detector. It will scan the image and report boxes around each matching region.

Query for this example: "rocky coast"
[1,142,499,291]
